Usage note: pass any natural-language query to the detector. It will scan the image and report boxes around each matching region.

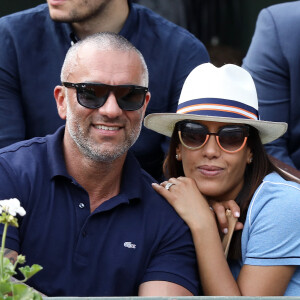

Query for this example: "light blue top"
[231,172,300,295]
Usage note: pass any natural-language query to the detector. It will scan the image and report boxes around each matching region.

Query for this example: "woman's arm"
[153,177,296,295]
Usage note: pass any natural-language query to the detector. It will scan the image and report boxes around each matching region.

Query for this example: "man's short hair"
[61,32,149,86]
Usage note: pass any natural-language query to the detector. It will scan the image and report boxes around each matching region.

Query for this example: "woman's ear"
[247,149,253,164]
[176,147,182,161]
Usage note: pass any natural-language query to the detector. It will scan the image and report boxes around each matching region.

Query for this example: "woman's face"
[176,120,253,201]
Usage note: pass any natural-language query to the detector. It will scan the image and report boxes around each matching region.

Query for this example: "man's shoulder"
[0,4,49,25]
[138,170,182,217]
[262,1,300,26]
[267,1,300,14]
[131,2,204,47]
[0,137,47,159]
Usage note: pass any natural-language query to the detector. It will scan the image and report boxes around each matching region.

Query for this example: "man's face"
[57,45,150,163]
[47,0,110,23]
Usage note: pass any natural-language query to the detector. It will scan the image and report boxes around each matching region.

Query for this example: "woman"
[144,63,300,296]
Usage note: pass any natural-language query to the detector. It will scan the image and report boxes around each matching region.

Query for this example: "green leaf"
[11,283,42,300]
[0,281,12,295]
[3,257,16,272]
[19,264,43,281]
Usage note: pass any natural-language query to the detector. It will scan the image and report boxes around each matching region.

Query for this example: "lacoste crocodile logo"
[124,242,136,249]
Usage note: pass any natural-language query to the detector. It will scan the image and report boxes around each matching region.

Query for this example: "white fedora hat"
[144,63,287,144]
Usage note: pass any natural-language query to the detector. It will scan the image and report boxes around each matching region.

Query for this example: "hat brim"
[144,113,287,144]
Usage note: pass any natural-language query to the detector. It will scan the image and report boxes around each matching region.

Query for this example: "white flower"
[0,198,26,216]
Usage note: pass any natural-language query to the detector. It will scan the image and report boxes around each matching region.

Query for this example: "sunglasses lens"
[115,87,146,111]
[218,126,247,152]
[178,122,249,152]
[77,86,107,109]
[180,123,208,149]
[77,85,146,110]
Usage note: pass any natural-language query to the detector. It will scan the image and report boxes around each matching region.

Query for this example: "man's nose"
[98,92,123,118]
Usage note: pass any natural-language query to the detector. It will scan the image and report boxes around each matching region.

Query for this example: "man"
[0,33,199,297]
[0,0,209,180]
[242,1,300,170]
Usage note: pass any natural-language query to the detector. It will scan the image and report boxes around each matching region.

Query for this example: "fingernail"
[223,228,228,234]
[152,183,159,186]
[234,212,240,218]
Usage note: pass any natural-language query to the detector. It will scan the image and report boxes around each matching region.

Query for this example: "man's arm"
[138,281,193,296]
[0,18,26,148]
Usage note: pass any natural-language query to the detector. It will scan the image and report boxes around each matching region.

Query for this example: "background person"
[0,0,209,180]
[242,1,300,171]
[0,32,199,297]
[145,63,300,295]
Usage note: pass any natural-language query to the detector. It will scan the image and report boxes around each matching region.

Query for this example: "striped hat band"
[177,98,258,120]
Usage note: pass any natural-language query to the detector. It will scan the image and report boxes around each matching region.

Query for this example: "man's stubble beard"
[65,99,143,163]
[49,0,110,24]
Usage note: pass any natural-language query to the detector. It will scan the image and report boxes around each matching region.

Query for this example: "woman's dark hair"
[163,122,294,260]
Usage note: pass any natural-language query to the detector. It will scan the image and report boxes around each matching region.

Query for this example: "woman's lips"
[198,165,224,176]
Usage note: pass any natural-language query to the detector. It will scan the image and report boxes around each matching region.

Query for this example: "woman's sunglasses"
[62,82,148,111]
[177,121,249,153]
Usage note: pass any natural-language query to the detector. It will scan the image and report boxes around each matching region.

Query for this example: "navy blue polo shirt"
[0,1,209,180]
[0,126,199,296]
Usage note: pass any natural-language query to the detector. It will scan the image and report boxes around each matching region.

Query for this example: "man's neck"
[75,156,125,212]
[63,136,126,212]
[72,0,130,39]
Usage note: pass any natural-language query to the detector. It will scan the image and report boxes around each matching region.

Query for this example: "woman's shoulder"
[247,172,300,224]
[259,172,300,194]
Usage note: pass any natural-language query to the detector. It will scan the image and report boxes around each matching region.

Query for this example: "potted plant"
[0,198,43,299]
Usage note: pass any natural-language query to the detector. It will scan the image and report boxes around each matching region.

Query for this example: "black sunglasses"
[177,121,250,153]
[62,82,148,111]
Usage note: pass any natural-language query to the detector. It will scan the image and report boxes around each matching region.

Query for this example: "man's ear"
[141,91,151,115]
[54,85,67,120]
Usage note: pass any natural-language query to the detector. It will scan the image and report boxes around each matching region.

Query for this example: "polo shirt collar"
[47,126,144,202]
[120,150,143,200]
[47,126,70,179]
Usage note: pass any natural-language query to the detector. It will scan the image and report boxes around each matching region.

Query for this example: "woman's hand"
[152,177,243,236]
[152,177,215,229]
[210,200,244,234]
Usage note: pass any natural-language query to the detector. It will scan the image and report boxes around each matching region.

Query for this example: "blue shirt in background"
[242,2,300,170]
[0,1,209,180]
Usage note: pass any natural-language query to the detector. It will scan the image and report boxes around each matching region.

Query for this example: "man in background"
[0,0,209,180]
[242,1,300,170]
